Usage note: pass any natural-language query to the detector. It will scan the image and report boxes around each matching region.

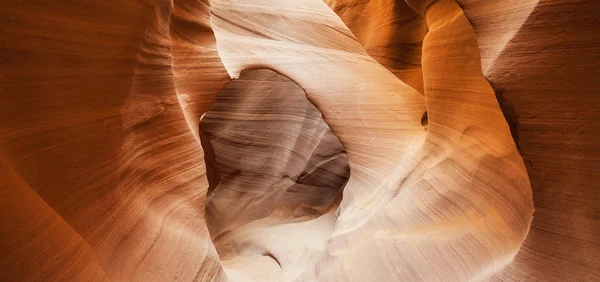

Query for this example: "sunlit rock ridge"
[1,0,598,281]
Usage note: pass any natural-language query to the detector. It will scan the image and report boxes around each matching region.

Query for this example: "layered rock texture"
[1,0,598,281]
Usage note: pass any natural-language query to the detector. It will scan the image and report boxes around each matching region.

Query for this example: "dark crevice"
[262,252,282,268]
[488,80,521,151]
[421,111,428,131]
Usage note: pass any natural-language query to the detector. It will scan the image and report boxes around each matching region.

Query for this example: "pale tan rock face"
[0,0,597,282]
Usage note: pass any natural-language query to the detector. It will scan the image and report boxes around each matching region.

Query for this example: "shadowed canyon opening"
[199,69,350,280]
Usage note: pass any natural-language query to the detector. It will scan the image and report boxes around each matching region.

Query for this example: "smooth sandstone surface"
[326,0,600,280]
[0,0,598,281]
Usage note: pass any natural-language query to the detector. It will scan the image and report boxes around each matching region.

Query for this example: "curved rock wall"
[1,0,229,280]
[462,1,600,280]
[325,0,600,280]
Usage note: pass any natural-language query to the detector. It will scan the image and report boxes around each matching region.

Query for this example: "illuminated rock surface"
[0,0,598,281]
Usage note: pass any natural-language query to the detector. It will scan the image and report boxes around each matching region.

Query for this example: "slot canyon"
[0,0,598,281]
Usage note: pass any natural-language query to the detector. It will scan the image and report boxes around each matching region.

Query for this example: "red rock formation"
[0,0,597,281]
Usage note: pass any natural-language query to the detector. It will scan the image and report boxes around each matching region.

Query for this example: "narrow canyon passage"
[0,0,598,281]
